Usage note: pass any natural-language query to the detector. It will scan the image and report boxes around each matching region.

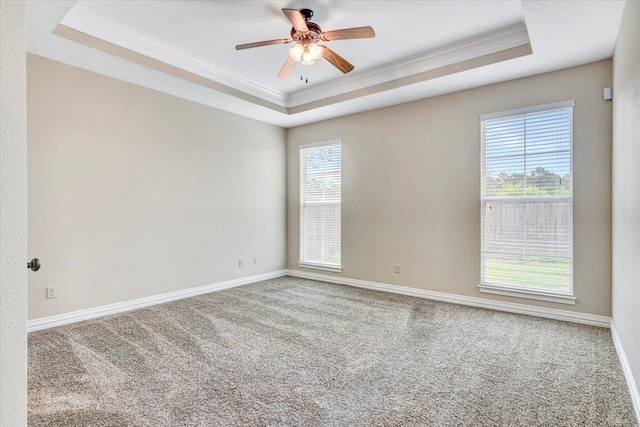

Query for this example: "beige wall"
[27,55,286,320]
[287,60,613,316]
[1,0,27,424]
[612,0,640,404]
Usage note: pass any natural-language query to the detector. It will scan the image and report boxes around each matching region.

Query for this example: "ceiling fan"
[235,8,375,78]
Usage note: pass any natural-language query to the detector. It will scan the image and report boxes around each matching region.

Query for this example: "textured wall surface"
[287,61,613,316]
[0,0,28,424]
[27,55,286,320]
[612,0,640,409]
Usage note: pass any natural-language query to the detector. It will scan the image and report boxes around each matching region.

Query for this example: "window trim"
[299,139,342,272]
[297,262,343,273]
[479,100,575,301]
[478,283,577,305]
[480,100,575,120]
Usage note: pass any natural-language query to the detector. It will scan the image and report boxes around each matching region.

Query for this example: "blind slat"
[481,105,573,294]
[300,142,342,267]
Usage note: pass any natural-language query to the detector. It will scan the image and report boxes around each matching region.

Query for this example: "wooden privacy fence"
[483,200,571,256]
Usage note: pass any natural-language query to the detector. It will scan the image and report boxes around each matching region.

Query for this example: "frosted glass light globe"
[288,43,304,61]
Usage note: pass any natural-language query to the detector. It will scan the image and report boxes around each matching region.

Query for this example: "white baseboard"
[27,270,287,333]
[611,322,640,424]
[285,269,611,328]
[28,268,611,331]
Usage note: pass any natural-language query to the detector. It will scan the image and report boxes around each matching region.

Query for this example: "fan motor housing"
[291,21,322,40]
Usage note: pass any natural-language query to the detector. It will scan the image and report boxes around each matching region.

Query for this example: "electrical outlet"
[46,286,56,299]
[254,257,259,265]
[394,264,401,274]
[238,259,244,267]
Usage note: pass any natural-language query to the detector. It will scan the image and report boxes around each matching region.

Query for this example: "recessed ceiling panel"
[69,0,525,93]
[27,1,626,127]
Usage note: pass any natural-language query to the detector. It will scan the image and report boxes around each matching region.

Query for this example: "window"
[480,101,574,304]
[299,141,342,272]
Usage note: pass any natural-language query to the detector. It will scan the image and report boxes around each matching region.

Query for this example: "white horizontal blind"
[481,102,573,294]
[300,141,341,268]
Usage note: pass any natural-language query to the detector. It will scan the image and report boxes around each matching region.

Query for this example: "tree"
[486,167,569,196]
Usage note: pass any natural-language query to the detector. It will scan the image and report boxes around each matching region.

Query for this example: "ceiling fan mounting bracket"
[300,9,314,21]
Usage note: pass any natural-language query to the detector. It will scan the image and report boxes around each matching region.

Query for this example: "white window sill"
[478,283,576,305]
[298,262,342,273]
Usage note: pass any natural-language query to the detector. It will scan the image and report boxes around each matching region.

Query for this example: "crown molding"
[61,7,288,107]
[287,23,530,107]
[60,6,530,113]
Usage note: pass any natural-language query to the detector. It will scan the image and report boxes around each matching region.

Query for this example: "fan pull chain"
[299,65,309,84]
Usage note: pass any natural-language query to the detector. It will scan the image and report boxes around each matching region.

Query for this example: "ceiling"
[27,1,625,128]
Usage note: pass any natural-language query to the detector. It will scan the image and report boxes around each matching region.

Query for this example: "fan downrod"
[300,8,314,21]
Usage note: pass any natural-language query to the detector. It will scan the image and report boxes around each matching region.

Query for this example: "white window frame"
[479,100,576,305]
[298,140,342,273]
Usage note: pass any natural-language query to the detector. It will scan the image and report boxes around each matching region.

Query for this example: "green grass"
[484,257,571,293]
[319,253,341,265]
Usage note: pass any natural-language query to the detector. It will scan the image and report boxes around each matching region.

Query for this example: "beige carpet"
[29,277,637,426]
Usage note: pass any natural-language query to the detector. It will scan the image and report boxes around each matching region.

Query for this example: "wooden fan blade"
[321,45,354,74]
[321,26,375,41]
[235,38,291,50]
[278,56,296,78]
[282,8,309,33]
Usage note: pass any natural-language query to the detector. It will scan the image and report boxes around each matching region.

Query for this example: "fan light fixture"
[289,42,323,65]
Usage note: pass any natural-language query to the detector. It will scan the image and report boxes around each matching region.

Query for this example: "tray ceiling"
[27,1,625,127]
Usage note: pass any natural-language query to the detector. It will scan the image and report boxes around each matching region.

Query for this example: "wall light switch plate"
[46,286,56,299]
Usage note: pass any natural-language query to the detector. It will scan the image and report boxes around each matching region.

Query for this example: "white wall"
[27,55,286,320]
[0,0,28,424]
[287,60,613,316]
[612,0,640,409]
